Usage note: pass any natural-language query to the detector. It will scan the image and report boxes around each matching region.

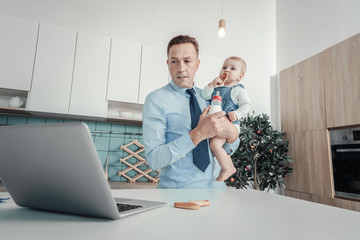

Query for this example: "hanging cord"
[221,0,224,19]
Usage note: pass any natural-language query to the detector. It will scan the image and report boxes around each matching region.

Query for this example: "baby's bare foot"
[216,167,236,181]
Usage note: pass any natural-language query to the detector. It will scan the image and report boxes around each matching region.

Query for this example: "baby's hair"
[226,56,247,75]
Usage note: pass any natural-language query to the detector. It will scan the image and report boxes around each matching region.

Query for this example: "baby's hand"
[208,76,222,88]
[228,112,238,122]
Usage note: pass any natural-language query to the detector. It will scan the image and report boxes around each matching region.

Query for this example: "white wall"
[277,0,360,72]
[0,0,276,116]
[274,0,360,129]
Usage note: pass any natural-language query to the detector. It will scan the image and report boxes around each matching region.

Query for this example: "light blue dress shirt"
[142,80,226,189]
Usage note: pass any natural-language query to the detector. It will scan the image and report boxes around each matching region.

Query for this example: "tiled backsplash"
[0,114,158,182]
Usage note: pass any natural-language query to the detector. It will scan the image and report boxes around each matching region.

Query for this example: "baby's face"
[219,59,244,86]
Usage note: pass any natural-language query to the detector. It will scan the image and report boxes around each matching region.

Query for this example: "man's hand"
[189,106,238,146]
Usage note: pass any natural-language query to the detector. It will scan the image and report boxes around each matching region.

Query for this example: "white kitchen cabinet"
[27,23,76,114]
[107,39,141,103]
[138,44,169,104]
[0,14,38,91]
[69,31,111,118]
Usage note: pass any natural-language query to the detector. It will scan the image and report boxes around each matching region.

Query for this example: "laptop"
[0,122,166,220]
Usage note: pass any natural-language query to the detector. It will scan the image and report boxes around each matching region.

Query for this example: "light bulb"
[218,19,226,38]
[218,27,225,38]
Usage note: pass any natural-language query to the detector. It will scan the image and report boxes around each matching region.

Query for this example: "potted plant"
[226,113,293,191]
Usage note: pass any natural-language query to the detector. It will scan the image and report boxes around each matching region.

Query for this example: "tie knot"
[186,88,196,96]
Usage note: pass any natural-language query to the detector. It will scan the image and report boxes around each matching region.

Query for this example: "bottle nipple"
[212,91,222,101]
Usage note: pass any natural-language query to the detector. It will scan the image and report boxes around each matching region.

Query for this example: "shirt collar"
[169,80,198,96]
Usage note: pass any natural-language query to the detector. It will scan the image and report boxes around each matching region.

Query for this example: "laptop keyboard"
[116,203,143,212]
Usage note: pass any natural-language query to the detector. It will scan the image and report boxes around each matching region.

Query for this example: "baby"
[201,56,250,181]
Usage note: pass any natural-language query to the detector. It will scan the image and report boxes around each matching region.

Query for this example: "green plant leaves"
[226,112,293,191]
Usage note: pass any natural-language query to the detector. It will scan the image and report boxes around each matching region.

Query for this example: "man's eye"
[171,61,178,64]
[184,60,191,63]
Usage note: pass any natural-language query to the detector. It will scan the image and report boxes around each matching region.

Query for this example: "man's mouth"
[177,75,188,79]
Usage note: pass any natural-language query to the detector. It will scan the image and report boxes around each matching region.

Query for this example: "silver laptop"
[0,122,166,219]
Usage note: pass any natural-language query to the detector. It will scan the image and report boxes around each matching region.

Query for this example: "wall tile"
[125,125,140,134]
[108,166,120,181]
[97,151,108,166]
[0,114,144,182]
[27,117,46,125]
[7,115,27,125]
[108,151,122,165]
[45,118,64,124]
[94,134,111,151]
[109,135,125,152]
[0,114,7,125]
[111,123,125,132]
[84,121,96,131]
[96,122,111,131]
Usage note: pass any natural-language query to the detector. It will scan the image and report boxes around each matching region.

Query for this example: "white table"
[0,189,359,240]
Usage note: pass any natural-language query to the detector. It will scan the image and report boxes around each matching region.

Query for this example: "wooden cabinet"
[280,33,360,212]
[138,44,169,104]
[284,130,333,197]
[0,14,38,91]
[324,33,360,128]
[280,53,326,133]
[107,39,142,103]
[69,31,111,118]
[27,23,76,114]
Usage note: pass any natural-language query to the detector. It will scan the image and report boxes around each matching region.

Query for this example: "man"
[142,35,239,188]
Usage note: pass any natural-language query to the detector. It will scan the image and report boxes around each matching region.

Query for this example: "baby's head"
[220,56,247,85]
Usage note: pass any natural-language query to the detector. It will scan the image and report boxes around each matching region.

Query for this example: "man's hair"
[167,35,199,57]
[227,56,247,74]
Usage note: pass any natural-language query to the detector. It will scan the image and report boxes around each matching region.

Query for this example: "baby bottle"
[208,91,222,115]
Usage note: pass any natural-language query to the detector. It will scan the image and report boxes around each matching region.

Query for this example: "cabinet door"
[138,44,169,104]
[280,54,326,132]
[69,31,111,117]
[324,33,360,128]
[0,14,38,91]
[107,39,141,103]
[284,129,333,197]
[27,23,76,114]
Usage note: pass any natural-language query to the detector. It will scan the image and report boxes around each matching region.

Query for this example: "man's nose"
[178,61,186,71]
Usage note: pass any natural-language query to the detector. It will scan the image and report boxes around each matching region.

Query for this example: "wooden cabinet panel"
[324,33,360,128]
[280,54,326,132]
[333,198,360,212]
[27,23,76,114]
[284,190,335,207]
[284,129,333,197]
[107,39,142,103]
[138,44,169,104]
[69,31,111,118]
[0,14,38,91]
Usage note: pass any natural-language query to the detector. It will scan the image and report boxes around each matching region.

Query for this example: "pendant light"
[218,0,226,38]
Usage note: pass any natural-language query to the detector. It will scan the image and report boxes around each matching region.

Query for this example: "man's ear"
[196,59,200,71]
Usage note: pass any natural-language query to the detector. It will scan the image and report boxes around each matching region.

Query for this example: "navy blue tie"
[186,88,210,172]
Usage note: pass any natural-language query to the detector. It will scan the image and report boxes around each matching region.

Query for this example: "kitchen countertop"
[1,189,360,239]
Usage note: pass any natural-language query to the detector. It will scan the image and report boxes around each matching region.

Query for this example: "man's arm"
[143,94,238,170]
[143,93,195,170]
[189,106,238,145]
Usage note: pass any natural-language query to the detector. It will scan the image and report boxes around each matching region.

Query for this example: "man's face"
[167,43,200,88]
